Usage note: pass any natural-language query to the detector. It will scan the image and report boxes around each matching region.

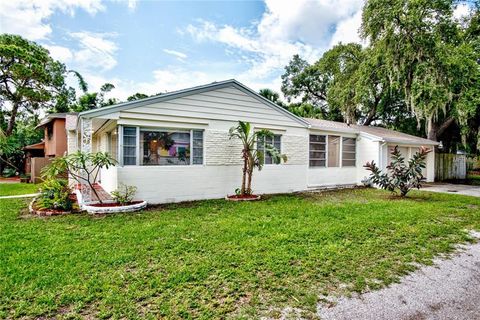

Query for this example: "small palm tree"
[229,121,286,195]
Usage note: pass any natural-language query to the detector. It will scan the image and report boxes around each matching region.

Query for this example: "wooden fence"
[435,153,467,181]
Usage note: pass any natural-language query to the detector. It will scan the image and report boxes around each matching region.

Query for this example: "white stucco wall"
[356,135,381,183]
[380,144,435,182]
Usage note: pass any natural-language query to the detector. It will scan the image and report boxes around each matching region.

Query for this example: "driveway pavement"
[317,231,480,320]
[421,183,480,197]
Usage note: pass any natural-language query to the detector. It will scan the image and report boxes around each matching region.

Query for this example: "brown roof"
[303,118,438,146]
[23,141,45,150]
[36,112,78,128]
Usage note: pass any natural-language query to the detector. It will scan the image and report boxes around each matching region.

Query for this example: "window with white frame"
[309,135,326,167]
[122,126,137,165]
[342,137,356,166]
[257,134,282,164]
[309,134,356,167]
[327,135,340,167]
[122,126,203,166]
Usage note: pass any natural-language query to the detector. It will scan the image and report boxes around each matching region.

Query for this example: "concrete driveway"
[318,232,480,320]
[421,183,480,197]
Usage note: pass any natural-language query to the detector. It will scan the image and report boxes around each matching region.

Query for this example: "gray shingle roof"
[352,125,438,145]
[305,118,359,133]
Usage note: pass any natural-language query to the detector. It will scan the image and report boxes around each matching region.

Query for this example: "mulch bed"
[226,194,261,201]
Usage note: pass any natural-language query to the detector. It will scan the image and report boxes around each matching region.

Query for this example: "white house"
[65,79,437,204]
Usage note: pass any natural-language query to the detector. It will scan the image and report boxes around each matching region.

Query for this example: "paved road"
[318,232,480,320]
[421,183,480,197]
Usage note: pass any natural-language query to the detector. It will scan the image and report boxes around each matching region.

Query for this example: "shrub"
[37,179,73,211]
[364,146,431,197]
[42,151,116,203]
[2,167,16,177]
[111,184,137,205]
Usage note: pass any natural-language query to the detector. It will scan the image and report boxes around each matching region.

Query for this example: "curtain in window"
[327,135,340,167]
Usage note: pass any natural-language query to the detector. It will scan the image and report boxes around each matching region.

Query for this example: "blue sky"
[1,0,471,100]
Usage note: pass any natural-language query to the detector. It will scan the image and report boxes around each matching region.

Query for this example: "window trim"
[309,133,356,168]
[120,126,205,167]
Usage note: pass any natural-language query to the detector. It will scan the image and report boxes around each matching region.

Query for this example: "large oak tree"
[0,34,73,136]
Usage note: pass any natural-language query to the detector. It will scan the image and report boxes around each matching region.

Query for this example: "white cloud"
[453,3,471,21]
[70,31,118,71]
[0,0,105,40]
[329,10,364,47]
[127,0,137,11]
[163,49,188,60]
[184,0,364,91]
[43,45,74,62]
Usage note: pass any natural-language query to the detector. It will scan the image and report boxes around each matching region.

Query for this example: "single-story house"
[65,79,438,204]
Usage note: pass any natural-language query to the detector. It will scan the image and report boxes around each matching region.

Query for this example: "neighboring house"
[24,113,73,182]
[65,79,437,204]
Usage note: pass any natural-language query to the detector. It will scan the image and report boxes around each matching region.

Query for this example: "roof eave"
[383,138,439,146]
[309,126,359,134]
[78,79,310,128]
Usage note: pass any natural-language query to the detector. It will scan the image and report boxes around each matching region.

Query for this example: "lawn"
[467,174,480,186]
[0,183,39,196]
[1,188,479,319]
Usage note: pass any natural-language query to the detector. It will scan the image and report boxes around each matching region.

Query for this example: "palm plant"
[229,121,286,195]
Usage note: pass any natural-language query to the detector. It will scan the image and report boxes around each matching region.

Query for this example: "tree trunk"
[241,150,247,195]
[5,102,19,136]
[246,168,253,195]
[427,116,438,141]
[427,116,455,141]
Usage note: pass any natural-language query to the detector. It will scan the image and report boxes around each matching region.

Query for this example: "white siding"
[120,86,303,128]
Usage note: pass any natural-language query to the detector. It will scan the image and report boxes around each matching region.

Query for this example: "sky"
[0,0,472,101]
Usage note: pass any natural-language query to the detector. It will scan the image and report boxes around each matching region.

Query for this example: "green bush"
[111,184,137,205]
[37,179,73,211]
[364,146,430,197]
[2,167,16,177]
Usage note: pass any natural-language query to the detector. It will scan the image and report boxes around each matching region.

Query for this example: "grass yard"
[467,174,480,186]
[0,183,39,196]
[1,188,479,319]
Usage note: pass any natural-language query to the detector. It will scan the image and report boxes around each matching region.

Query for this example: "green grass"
[1,189,479,319]
[0,183,39,196]
[467,174,480,186]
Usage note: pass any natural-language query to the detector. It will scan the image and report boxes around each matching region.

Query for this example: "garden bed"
[28,195,79,216]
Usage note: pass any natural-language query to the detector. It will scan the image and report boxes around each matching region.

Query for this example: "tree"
[127,92,149,101]
[259,88,285,107]
[0,118,43,173]
[42,151,117,204]
[73,82,117,112]
[364,146,431,197]
[0,34,73,136]
[228,121,286,195]
[361,0,480,143]
[280,44,398,124]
